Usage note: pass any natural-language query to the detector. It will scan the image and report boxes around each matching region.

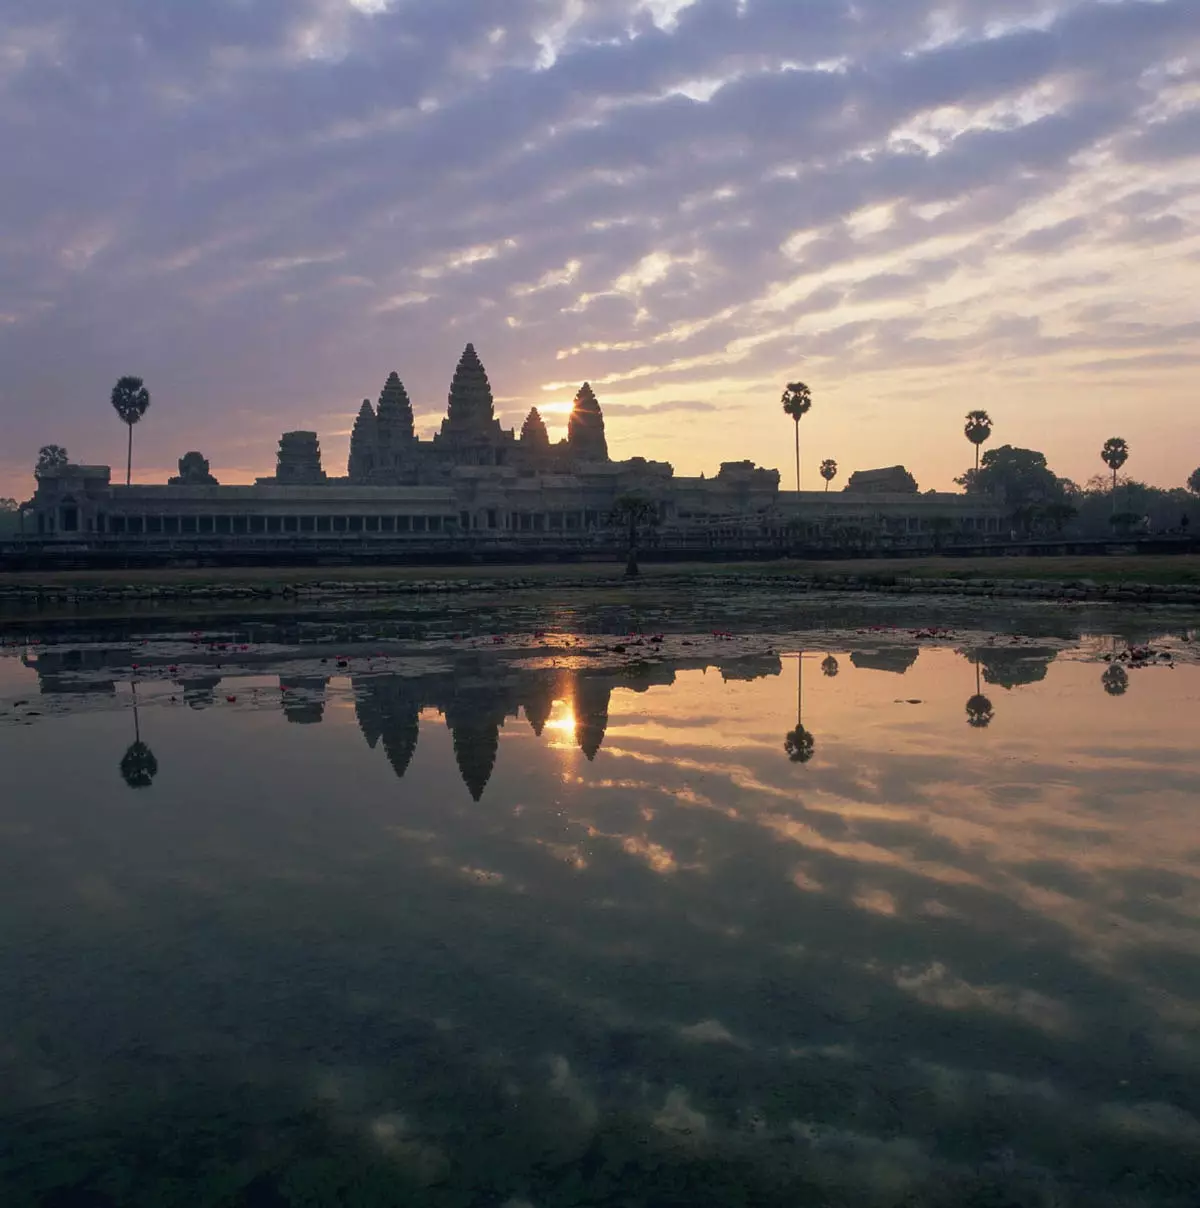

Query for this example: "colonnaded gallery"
[23,343,1004,545]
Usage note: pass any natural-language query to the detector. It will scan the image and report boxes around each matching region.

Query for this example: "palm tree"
[1101,662,1128,697]
[611,493,658,577]
[1100,437,1129,515]
[781,381,812,493]
[966,656,994,728]
[819,459,838,492]
[964,410,993,471]
[119,681,158,788]
[784,652,815,763]
[110,376,151,486]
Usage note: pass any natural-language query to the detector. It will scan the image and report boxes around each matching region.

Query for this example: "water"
[2,625,1199,1207]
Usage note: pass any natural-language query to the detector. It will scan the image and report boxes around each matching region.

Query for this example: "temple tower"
[567,382,608,461]
[446,343,495,427]
[348,399,378,482]
[434,343,512,467]
[274,432,326,485]
[520,407,550,452]
[376,372,416,475]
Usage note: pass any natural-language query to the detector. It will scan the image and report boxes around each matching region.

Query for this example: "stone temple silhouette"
[22,342,1006,543]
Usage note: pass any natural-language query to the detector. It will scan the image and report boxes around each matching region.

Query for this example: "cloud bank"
[1,0,1198,494]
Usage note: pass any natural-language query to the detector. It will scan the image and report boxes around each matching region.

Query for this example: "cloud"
[602,398,718,415]
[1,0,1199,496]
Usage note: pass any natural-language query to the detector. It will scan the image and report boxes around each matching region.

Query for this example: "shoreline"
[4,555,1200,619]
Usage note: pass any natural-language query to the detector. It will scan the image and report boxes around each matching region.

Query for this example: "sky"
[1,0,1199,501]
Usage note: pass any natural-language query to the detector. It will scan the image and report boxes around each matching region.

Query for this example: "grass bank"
[3,554,1200,590]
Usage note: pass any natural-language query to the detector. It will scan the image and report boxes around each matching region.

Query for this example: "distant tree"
[1100,437,1129,514]
[819,458,838,491]
[1101,663,1128,697]
[821,654,839,677]
[611,493,658,577]
[1043,501,1078,534]
[780,381,812,493]
[35,445,69,475]
[1187,466,1200,496]
[963,409,993,471]
[1109,510,1143,536]
[957,445,1064,532]
[110,376,151,486]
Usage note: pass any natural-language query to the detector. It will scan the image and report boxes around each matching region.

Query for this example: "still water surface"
[2,635,1199,1206]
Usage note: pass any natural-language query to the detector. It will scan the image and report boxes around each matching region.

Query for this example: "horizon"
[2,1,1199,501]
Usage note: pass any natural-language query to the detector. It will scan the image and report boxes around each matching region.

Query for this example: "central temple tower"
[433,344,513,467]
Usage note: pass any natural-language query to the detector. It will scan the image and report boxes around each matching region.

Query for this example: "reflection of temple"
[573,676,611,761]
[849,647,920,675]
[977,647,1057,689]
[347,663,660,799]
[179,674,222,709]
[279,676,328,724]
[23,647,116,695]
[355,677,421,778]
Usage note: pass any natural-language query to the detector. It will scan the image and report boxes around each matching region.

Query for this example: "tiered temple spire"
[377,372,415,446]
[445,343,495,427]
[567,382,608,461]
[348,399,378,481]
[520,407,550,452]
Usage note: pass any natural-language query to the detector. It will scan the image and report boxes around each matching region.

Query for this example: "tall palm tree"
[964,410,992,471]
[110,376,151,486]
[966,656,994,728]
[784,652,815,763]
[819,458,838,491]
[1100,437,1129,515]
[781,382,812,493]
[120,681,159,788]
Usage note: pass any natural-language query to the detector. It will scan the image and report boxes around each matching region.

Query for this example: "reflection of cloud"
[893,963,1074,1036]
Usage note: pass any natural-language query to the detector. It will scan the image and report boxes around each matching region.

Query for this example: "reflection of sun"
[544,698,578,748]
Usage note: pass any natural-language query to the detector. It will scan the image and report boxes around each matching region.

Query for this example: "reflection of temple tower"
[573,675,612,760]
[355,676,421,779]
[522,673,559,736]
[279,676,328,724]
[445,711,501,801]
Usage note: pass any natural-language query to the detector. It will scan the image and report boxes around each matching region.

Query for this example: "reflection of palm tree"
[120,682,158,788]
[966,658,994,729]
[784,652,815,763]
[1102,662,1129,697]
[821,654,839,677]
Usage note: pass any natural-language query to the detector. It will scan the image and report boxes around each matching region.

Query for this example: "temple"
[19,342,1005,548]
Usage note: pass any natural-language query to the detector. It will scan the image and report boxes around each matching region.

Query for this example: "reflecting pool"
[2,630,1199,1206]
